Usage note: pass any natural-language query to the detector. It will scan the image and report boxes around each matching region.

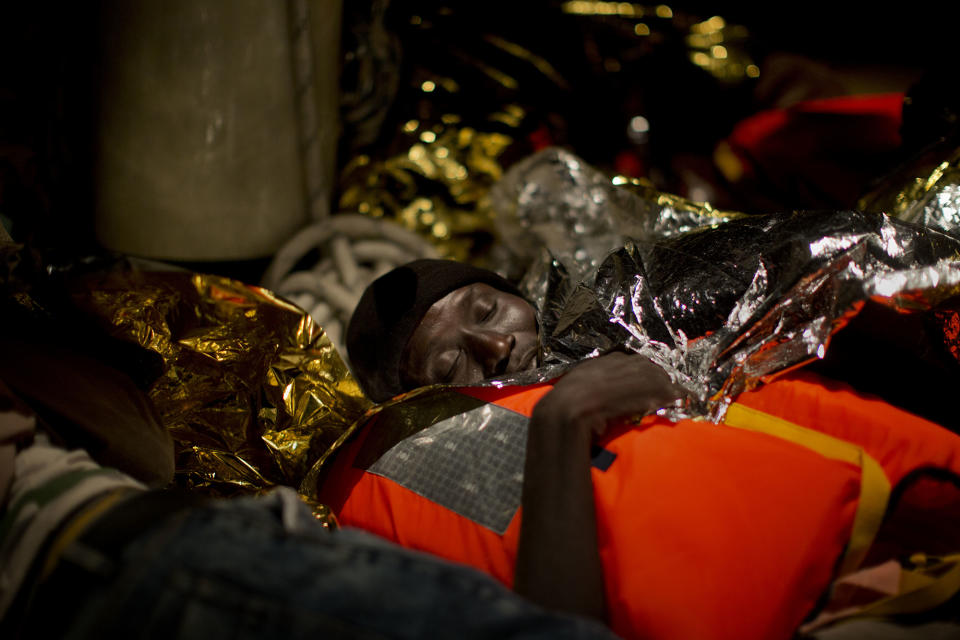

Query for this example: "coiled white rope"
[262,214,439,360]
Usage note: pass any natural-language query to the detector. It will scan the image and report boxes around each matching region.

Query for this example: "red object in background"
[716,93,905,210]
[614,150,646,178]
[527,125,555,152]
[935,306,960,364]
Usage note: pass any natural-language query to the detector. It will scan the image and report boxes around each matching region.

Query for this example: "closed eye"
[481,301,497,323]
[442,348,463,382]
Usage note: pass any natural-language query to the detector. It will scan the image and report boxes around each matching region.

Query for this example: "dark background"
[2,1,958,267]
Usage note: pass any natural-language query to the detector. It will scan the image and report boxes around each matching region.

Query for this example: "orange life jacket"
[319,370,960,640]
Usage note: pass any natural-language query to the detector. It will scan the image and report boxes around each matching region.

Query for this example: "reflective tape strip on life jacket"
[724,402,890,577]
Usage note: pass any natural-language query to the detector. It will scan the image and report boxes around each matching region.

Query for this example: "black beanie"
[346,259,521,402]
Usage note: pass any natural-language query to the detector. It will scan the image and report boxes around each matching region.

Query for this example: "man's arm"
[514,352,685,621]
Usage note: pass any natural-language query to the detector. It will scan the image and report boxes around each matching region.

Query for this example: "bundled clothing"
[0,420,144,620]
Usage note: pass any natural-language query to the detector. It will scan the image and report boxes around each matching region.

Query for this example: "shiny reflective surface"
[490,150,960,422]
[860,145,960,240]
[490,148,744,282]
[74,269,371,519]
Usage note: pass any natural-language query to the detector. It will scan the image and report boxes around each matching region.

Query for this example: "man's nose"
[467,330,515,375]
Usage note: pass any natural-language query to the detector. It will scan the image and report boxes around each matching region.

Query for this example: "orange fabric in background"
[320,372,960,640]
[728,93,904,162]
[719,93,904,208]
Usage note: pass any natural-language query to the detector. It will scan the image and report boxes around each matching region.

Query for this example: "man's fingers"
[537,352,688,441]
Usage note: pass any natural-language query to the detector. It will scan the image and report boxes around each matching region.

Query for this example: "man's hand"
[532,351,685,441]
[515,353,686,622]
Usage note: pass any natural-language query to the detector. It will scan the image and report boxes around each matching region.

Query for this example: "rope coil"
[263,214,438,360]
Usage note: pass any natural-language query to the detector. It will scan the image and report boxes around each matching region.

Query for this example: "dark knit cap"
[347,259,520,402]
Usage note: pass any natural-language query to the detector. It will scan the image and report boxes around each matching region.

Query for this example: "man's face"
[400,282,538,389]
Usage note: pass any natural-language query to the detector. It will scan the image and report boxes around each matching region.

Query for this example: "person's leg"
[58,488,615,640]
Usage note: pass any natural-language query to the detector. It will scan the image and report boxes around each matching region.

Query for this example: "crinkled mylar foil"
[494,150,960,420]
[491,148,744,281]
[337,5,571,262]
[859,144,960,239]
[541,210,960,420]
[857,142,960,368]
[337,3,759,263]
[559,3,758,84]
[71,268,371,520]
[338,118,515,261]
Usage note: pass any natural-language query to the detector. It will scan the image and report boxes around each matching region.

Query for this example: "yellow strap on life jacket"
[724,402,891,577]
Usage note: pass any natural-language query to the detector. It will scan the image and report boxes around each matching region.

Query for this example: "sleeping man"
[341,213,960,637]
[347,258,686,621]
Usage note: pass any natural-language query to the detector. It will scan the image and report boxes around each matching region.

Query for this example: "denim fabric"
[62,488,617,640]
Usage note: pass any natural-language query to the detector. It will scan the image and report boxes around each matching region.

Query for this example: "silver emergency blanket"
[859,145,960,240]
[484,149,960,421]
[490,148,742,282]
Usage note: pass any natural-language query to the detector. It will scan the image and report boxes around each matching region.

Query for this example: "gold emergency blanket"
[337,4,757,262]
[71,268,371,511]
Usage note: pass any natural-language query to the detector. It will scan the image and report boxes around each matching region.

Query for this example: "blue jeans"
[57,488,616,639]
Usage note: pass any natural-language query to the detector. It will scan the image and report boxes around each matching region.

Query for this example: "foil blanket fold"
[485,149,960,421]
[71,269,370,514]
